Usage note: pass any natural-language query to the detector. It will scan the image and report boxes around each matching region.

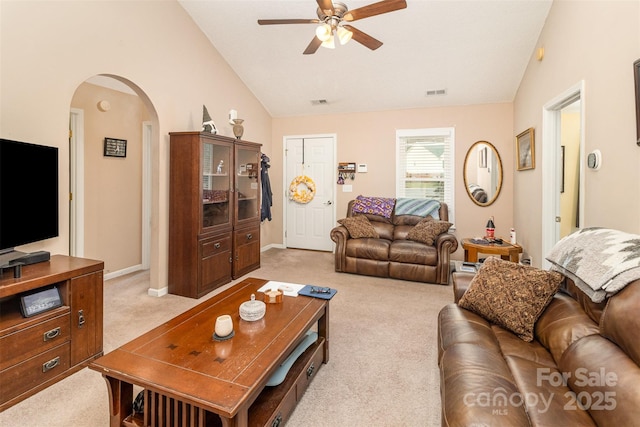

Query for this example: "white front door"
[285,136,335,251]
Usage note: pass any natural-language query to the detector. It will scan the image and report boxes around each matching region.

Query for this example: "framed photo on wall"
[516,128,535,171]
[104,137,127,158]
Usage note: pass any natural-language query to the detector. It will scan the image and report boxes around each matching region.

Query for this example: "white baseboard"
[107,245,283,297]
[148,286,168,297]
[103,264,167,297]
[104,264,143,281]
[261,243,285,252]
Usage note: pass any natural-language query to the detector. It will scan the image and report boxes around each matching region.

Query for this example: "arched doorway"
[69,74,159,285]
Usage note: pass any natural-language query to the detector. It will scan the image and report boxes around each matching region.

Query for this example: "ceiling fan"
[258,0,407,55]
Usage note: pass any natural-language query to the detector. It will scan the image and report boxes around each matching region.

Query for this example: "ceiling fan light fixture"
[315,23,332,42]
[321,35,336,49]
[337,26,353,45]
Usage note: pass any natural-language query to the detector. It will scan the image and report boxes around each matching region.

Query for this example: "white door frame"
[282,134,337,249]
[541,81,585,268]
[141,122,152,269]
[69,108,85,257]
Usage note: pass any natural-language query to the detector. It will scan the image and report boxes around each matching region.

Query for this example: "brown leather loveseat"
[330,197,458,285]
[438,267,640,426]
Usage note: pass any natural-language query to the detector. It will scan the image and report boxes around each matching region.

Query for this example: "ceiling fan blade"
[316,0,335,16]
[342,25,383,50]
[258,19,320,25]
[303,37,322,55]
[343,0,407,22]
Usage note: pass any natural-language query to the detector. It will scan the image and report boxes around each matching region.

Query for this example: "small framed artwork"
[634,58,640,146]
[516,128,535,171]
[104,137,127,158]
[20,286,63,318]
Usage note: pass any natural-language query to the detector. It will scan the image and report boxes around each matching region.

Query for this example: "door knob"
[324,201,332,205]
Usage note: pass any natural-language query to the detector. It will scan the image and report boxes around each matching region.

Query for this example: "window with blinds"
[396,128,455,223]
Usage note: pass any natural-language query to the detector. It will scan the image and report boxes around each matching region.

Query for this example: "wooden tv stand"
[0,255,104,412]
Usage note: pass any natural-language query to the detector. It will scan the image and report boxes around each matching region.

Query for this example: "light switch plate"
[342,185,353,192]
[357,164,368,173]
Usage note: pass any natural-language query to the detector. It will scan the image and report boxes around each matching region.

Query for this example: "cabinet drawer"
[201,235,231,258]
[0,312,71,371]
[234,226,259,247]
[295,338,325,401]
[248,337,324,427]
[0,342,71,405]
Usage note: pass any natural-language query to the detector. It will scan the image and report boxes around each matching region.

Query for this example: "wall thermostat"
[587,150,601,170]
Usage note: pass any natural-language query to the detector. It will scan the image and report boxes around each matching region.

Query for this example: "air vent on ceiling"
[425,89,447,97]
[311,99,328,105]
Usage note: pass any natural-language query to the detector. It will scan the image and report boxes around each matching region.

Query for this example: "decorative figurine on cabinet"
[202,105,217,134]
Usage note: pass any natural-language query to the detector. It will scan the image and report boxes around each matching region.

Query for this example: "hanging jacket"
[261,153,273,222]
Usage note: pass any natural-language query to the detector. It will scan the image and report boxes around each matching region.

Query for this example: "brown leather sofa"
[330,199,458,285]
[438,272,640,426]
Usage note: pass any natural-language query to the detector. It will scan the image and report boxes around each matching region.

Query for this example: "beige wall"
[273,103,515,260]
[0,1,272,292]
[2,0,638,285]
[71,83,147,275]
[514,0,640,266]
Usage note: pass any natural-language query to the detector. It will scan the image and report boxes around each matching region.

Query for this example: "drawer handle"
[214,242,221,249]
[306,362,315,379]
[42,356,60,373]
[78,310,85,328]
[43,327,61,342]
[246,233,253,240]
[271,413,282,427]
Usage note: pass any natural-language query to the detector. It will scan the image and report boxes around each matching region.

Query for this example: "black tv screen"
[0,138,59,252]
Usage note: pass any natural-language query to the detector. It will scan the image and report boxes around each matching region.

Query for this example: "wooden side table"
[461,238,523,263]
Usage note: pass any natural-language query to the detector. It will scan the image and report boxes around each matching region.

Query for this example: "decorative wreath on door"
[289,175,316,204]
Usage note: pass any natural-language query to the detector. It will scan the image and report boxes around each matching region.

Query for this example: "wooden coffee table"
[461,237,523,263]
[90,277,330,427]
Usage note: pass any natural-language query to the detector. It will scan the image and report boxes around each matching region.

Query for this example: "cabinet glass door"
[235,145,260,224]
[202,142,231,230]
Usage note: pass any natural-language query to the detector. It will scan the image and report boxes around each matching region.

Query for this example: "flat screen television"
[0,138,59,260]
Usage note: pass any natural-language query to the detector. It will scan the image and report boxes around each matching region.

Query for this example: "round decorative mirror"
[463,141,503,206]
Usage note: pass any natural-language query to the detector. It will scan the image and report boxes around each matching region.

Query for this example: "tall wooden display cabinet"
[168,132,261,298]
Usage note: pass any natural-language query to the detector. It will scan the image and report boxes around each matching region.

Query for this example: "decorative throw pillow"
[406,218,452,246]
[351,195,396,218]
[458,257,564,342]
[337,215,379,239]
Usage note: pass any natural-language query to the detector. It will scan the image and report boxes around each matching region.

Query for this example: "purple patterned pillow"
[351,196,396,218]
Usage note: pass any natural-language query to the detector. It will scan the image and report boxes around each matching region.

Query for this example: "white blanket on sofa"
[394,198,440,219]
[545,227,640,302]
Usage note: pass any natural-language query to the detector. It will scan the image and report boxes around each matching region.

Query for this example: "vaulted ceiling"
[178,0,552,117]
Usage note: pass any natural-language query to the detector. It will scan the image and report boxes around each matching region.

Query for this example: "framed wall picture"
[104,137,127,157]
[634,59,640,146]
[516,128,535,171]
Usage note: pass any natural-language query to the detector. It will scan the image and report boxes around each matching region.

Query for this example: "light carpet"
[0,248,453,427]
